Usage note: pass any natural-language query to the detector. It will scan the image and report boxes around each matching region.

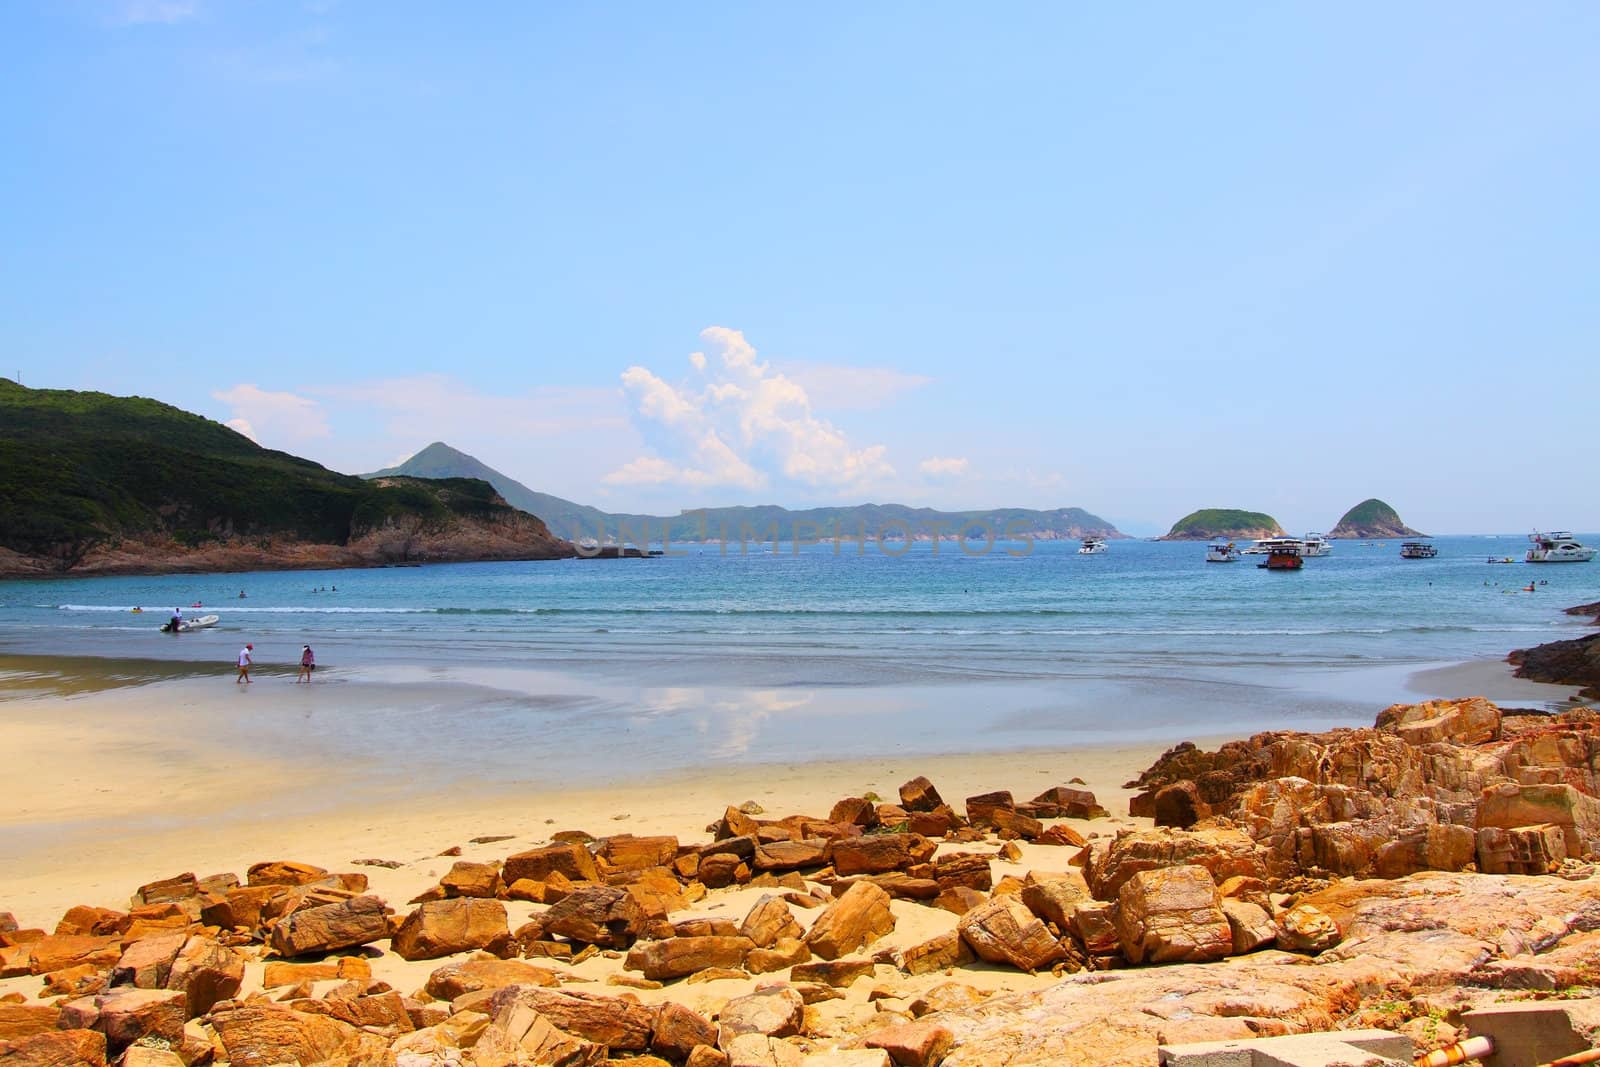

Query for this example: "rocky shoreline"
[1508,602,1600,701]
[0,514,577,580]
[3,695,1598,1066]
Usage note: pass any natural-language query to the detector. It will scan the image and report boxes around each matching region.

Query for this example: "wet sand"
[0,650,1581,929]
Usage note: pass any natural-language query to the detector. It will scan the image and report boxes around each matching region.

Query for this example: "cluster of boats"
[1077,530,1595,571]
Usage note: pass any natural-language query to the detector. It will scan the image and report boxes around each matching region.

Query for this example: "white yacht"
[1300,533,1331,558]
[1078,537,1107,555]
[1205,540,1241,563]
[1526,531,1596,563]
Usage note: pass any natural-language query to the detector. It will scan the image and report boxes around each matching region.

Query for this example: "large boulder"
[24,934,120,977]
[538,884,646,948]
[0,1030,108,1066]
[1086,828,1268,901]
[651,1001,719,1060]
[210,1004,369,1067]
[624,936,753,981]
[1477,783,1600,857]
[1020,876,1090,930]
[472,993,606,1067]
[0,1004,59,1041]
[110,934,186,989]
[740,896,803,948]
[391,898,510,961]
[245,861,328,887]
[717,986,804,1048]
[1476,823,1568,875]
[964,790,1015,828]
[1376,697,1502,746]
[57,989,186,1057]
[266,895,389,957]
[1113,865,1231,964]
[804,881,895,960]
[597,834,679,872]
[438,860,504,899]
[899,776,945,813]
[1277,903,1342,955]
[958,896,1066,972]
[503,842,600,885]
[485,986,654,1051]
[164,935,245,1017]
[830,834,930,876]
[424,959,560,1000]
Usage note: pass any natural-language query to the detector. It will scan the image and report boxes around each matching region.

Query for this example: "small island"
[1159,508,1286,541]
[1329,498,1423,539]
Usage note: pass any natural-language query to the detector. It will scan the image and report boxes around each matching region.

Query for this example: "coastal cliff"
[1329,498,1424,539]
[1159,508,1285,541]
[0,379,574,577]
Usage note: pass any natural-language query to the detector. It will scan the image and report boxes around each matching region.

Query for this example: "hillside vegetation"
[1330,498,1423,538]
[1161,508,1286,541]
[0,380,570,575]
[370,442,1125,543]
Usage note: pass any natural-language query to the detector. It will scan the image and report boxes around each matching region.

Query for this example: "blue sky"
[4,2,1598,534]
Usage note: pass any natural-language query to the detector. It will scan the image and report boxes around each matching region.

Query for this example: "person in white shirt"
[236,643,253,684]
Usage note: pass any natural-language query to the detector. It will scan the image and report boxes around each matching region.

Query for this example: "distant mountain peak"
[367,442,1125,545]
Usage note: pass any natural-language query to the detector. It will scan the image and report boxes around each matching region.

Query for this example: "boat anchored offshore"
[1526,531,1596,563]
[1255,539,1304,570]
[1078,537,1107,555]
[1206,540,1241,563]
[1400,541,1438,559]
[1300,533,1331,557]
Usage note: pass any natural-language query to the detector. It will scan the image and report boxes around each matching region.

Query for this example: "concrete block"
[1158,1029,1412,1067]
[1463,998,1600,1067]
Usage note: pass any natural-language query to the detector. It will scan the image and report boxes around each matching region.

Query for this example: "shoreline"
[0,645,1582,929]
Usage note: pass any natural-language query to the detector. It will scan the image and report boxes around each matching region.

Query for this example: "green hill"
[368,442,647,543]
[367,442,1124,545]
[1161,508,1286,541]
[1329,498,1423,538]
[0,380,569,575]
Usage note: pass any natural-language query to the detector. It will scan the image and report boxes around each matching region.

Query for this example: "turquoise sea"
[0,535,1595,777]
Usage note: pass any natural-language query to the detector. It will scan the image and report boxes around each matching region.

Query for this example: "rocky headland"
[1510,605,1600,700]
[1328,498,1424,539]
[3,696,1598,1067]
[0,380,576,578]
[1159,509,1285,542]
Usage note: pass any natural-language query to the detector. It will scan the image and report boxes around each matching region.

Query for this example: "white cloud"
[212,384,330,445]
[920,456,970,478]
[112,1,199,25]
[607,327,898,493]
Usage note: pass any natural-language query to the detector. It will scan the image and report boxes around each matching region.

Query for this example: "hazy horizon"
[6,4,1598,533]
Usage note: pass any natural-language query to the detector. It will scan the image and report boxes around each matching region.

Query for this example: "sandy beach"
[0,675,1172,933]
[0,648,1579,931]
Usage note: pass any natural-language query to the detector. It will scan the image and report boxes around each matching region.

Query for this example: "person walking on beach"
[236,643,253,684]
[297,644,315,683]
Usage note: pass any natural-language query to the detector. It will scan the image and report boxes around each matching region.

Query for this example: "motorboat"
[1399,541,1438,559]
[1078,538,1107,555]
[1205,540,1241,563]
[1256,540,1303,570]
[160,614,219,633]
[1300,533,1331,557]
[1526,531,1596,563]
